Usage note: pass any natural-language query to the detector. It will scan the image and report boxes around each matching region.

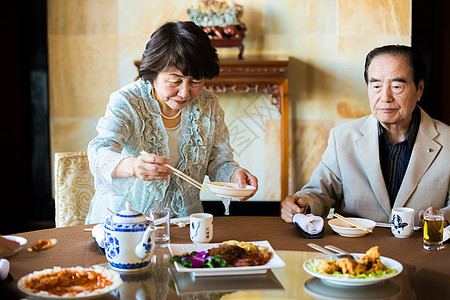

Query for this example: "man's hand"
[418,206,448,227]
[281,195,310,223]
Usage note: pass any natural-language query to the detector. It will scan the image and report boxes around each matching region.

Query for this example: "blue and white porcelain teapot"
[104,202,156,272]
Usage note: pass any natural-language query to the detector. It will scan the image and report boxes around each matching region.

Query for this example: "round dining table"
[1,216,449,299]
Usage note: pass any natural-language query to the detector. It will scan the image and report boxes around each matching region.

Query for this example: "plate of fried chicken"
[303,246,402,286]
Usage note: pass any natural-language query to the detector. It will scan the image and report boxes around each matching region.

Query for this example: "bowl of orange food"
[328,218,376,237]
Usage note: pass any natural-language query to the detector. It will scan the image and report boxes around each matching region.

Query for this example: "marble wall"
[48,0,411,201]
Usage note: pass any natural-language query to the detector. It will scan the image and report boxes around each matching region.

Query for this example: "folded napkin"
[170,216,190,228]
[293,213,324,239]
[0,259,10,281]
[91,224,105,250]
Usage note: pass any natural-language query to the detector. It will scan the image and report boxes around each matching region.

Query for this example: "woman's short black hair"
[364,45,426,88]
[139,21,220,83]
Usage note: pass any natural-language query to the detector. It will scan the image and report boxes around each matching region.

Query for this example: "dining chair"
[54,152,94,227]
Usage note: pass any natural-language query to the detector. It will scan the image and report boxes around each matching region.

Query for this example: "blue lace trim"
[109,261,150,270]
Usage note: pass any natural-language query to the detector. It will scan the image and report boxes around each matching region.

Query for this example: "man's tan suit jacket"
[296,107,450,225]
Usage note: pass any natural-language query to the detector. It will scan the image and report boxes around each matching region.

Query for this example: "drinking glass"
[423,210,445,250]
[149,207,170,247]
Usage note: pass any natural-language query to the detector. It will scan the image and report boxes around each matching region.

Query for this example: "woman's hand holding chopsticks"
[112,151,172,181]
[135,152,172,181]
[140,150,208,191]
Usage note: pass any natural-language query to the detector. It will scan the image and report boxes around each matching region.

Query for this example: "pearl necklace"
[151,87,181,120]
[161,109,181,120]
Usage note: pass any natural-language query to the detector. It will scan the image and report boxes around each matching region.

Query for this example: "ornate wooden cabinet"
[204,58,289,201]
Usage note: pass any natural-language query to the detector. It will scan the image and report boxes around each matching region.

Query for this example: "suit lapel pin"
[427,148,433,152]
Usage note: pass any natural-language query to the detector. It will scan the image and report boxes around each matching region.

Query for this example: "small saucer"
[207,182,255,198]
[2,236,27,256]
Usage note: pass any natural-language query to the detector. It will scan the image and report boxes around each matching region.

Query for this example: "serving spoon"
[307,243,356,260]
[27,239,58,252]
[324,245,357,260]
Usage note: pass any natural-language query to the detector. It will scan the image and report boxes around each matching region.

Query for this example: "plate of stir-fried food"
[17,266,122,298]
[303,246,402,286]
[169,240,285,276]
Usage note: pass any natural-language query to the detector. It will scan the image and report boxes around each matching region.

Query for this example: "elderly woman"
[85,21,258,224]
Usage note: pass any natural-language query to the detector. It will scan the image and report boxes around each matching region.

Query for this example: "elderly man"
[281,45,449,226]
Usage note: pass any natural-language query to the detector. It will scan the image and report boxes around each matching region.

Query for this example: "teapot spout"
[135,226,156,260]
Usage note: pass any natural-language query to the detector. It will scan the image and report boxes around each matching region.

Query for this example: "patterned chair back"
[54,152,95,227]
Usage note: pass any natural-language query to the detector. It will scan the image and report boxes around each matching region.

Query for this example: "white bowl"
[207,182,256,199]
[328,218,376,237]
[2,235,27,256]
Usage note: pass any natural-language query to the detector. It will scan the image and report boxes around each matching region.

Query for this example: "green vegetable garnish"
[170,251,227,268]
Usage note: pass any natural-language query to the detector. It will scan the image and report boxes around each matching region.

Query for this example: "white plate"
[328,218,376,237]
[170,268,284,295]
[304,277,401,300]
[17,266,122,299]
[169,240,285,276]
[206,182,256,198]
[2,235,27,256]
[303,254,402,286]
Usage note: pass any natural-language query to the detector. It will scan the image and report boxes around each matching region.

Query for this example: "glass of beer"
[423,210,445,250]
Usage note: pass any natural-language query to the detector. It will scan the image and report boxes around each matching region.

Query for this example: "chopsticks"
[164,164,209,191]
[139,151,208,192]
[332,213,373,233]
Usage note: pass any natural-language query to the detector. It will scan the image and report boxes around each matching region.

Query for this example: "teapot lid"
[112,202,146,224]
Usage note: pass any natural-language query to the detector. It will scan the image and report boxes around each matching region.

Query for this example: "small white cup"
[390,207,415,238]
[190,213,213,244]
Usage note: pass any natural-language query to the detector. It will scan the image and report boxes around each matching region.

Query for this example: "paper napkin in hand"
[293,213,324,238]
[0,259,10,281]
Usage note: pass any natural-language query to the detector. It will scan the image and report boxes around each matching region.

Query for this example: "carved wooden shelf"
[134,57,290,201]
[206,57,289,202]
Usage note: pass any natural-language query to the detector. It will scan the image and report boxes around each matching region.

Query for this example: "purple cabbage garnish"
[181,251,214,268]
